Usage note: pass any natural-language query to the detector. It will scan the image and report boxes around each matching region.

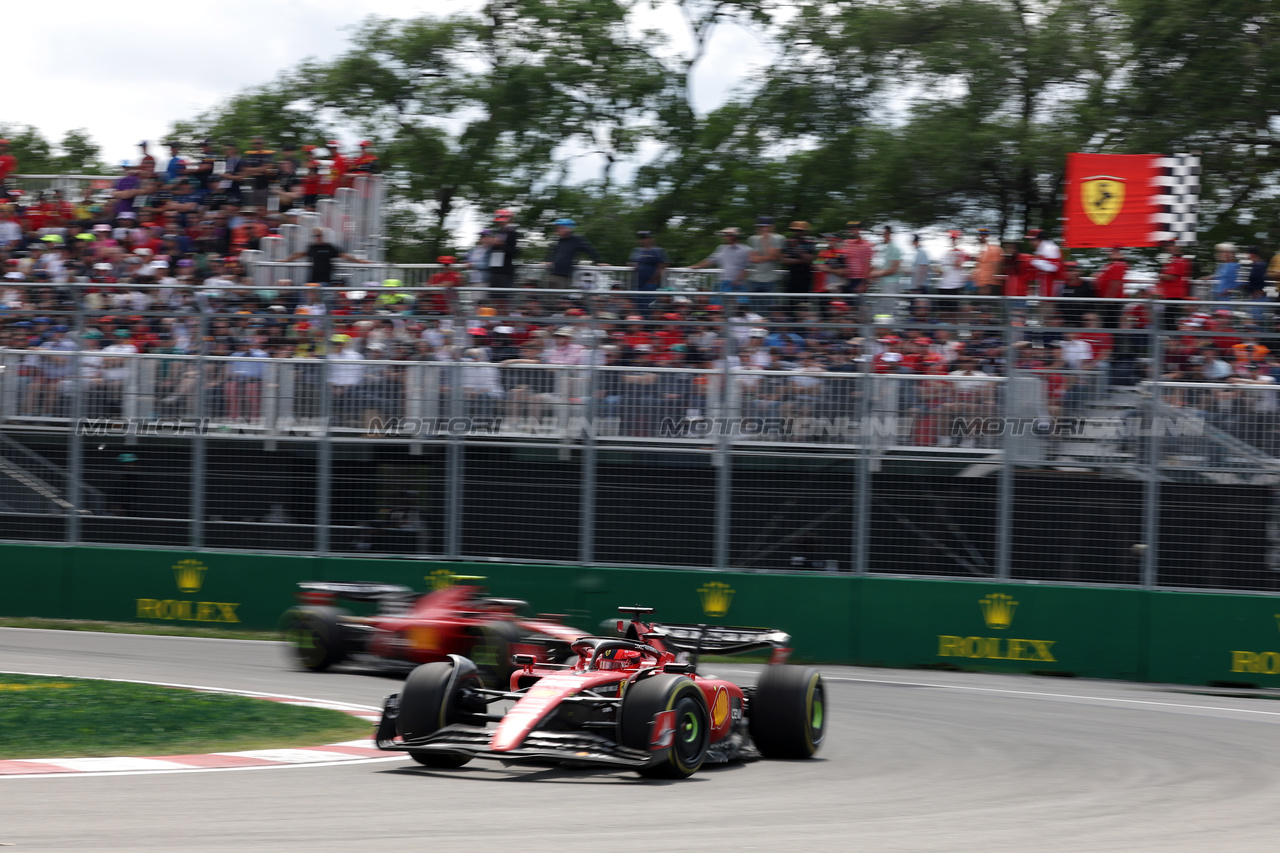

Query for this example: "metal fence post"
[1142,303,1165,589]
[854,307,873,575]
[316,313,333,556]
[579,306,599,566]
[66,298,85,546]
[445,345,463,561]
[995,311,1016,580]
[191,313,209,550]
[714,299,734,571]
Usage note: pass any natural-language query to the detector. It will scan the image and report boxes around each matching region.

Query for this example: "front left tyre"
[397,659,479,768]
[619,673,710,778]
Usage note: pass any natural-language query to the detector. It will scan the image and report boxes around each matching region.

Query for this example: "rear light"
[769,647,793,665]
[298,591,335,606]
[649,710,676,750]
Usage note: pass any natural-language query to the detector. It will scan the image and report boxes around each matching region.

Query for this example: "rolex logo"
[979,593,1017,630]
[173,559,207,594]
[428,569,456,590]
[698,582,734,618]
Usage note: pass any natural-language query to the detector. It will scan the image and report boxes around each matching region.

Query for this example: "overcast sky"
[10,0,773,169]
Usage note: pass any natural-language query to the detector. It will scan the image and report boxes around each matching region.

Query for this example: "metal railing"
[0,284,1276,592]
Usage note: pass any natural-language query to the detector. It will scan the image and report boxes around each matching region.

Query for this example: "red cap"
[566,308,587,317]
[914,337,932,346]
[494,209,513,221]
[359,140,372,148]
[882,335,901,344]
[662,312,681,321]
[327,140,341,147]
[830,300,848,308]
[436,255,456,265]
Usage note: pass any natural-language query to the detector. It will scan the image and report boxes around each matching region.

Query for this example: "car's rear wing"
[644,622,792,664]
[296,581,417,606]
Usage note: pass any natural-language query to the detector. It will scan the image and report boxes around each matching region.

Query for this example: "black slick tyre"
[749,665,826,759]
[619,674,710,778]
[397,661,474,768]
[282,607,347,672]
[468,621,518,688]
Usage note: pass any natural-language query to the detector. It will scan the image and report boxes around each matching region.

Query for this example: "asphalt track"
[3,629,1280,851]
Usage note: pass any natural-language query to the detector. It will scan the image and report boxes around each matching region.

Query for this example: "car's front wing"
[377,723,652,768]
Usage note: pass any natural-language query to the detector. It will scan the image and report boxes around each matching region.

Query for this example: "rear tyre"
[619,674,710,778]
[397,660,476,768]
[749,666,826,759]
[282,607,348,672]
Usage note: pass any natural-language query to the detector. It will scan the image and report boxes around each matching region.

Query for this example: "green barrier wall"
[5,542,1280,688]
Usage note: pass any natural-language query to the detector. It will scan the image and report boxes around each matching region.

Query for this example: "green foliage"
[13,0,1280,259]
[0,125,109,175]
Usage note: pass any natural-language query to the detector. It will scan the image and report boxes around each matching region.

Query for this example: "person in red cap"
[1093,246,1128,328]
[350,141,380,176]
[325,141,348,195]
[1026,228,1064,301]
[0,139,16,188]
[428,256,461,314]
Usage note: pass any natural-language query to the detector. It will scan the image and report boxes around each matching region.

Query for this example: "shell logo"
[710,686,729,729]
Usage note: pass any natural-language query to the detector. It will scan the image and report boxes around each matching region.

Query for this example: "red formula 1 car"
[280,582,585,686]
[374,606,826,778]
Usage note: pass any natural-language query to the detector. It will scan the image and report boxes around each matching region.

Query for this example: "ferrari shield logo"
[1081,176,1125,226]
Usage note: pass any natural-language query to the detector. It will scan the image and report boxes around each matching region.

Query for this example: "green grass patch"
[0,617,278,642]
[0,674,371,759]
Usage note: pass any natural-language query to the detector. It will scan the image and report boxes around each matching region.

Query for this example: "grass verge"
[0,673,371,759]
[0,617,278,642]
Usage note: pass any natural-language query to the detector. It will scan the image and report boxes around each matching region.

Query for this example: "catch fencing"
[0,282,1277,594]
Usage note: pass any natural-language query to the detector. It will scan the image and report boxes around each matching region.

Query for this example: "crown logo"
[428,569,456,590]
[698,582,734,618]
[173,559,207,594]
[979,593,1017,630]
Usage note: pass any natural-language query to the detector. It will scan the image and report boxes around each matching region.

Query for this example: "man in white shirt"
[1027,229,1063,296]
[327,334,365,426]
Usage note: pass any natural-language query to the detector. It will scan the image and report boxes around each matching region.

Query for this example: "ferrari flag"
[1063,153,1200,248]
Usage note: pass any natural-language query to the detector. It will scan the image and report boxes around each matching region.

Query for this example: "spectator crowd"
[3,138,1280,455]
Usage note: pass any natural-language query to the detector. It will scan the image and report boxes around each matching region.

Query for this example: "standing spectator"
[0,139,16,188]
[192,140,218,193]
[165,142,185,184]
[1026,229,1064,297]
[1245,246,1270,302]
[841,221,873,294]
[1156,239,1192,330]
[326,333,365,425]
[972,228,1002,296]
[546,218,602,288]
[629,230,668,312]
[1197,242,1240,301]
[780,221,817,304]
[281,228,369,285]
[138,141,156,177]
[111,167,144,218]
[869,225,903,319]
[936,230,967,316]
[488,210,520,290]
[1093,246,1128,328]
[909,233,932,294]
[350,141,380,176]
[0,206,20,251]
[221,144,245,204]
[816,233,845,294]
[747,216,785,299]
[242,137,277,210]
[325,141,348,194]
[689,227,751,299]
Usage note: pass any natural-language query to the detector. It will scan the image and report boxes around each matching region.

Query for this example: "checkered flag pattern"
[1150,154,1200,245]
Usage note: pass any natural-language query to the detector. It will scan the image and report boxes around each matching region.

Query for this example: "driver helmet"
[598,647,641,670]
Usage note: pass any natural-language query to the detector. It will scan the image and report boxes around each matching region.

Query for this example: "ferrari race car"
[374,606,826,778]
[280,582,584,685]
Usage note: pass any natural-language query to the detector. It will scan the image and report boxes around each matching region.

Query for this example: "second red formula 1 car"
[374,606,826,778]
[280,582,585,686]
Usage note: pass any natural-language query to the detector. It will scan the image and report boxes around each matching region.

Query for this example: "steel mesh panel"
[868,470,997,577]
[203,440,317,552]
[79,438,191,547]
[1157,483,1277,591]
[1010,473,1144,584]
[593,450,715,567]
[729,455,855,572]
[460,444,579,562]
[328,441,445,556]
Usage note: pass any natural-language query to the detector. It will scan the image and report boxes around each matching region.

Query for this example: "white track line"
[829,675,1280,719]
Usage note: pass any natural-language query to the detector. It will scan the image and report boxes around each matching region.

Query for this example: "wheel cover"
[674,703,705,764]
[808,680,826,743]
